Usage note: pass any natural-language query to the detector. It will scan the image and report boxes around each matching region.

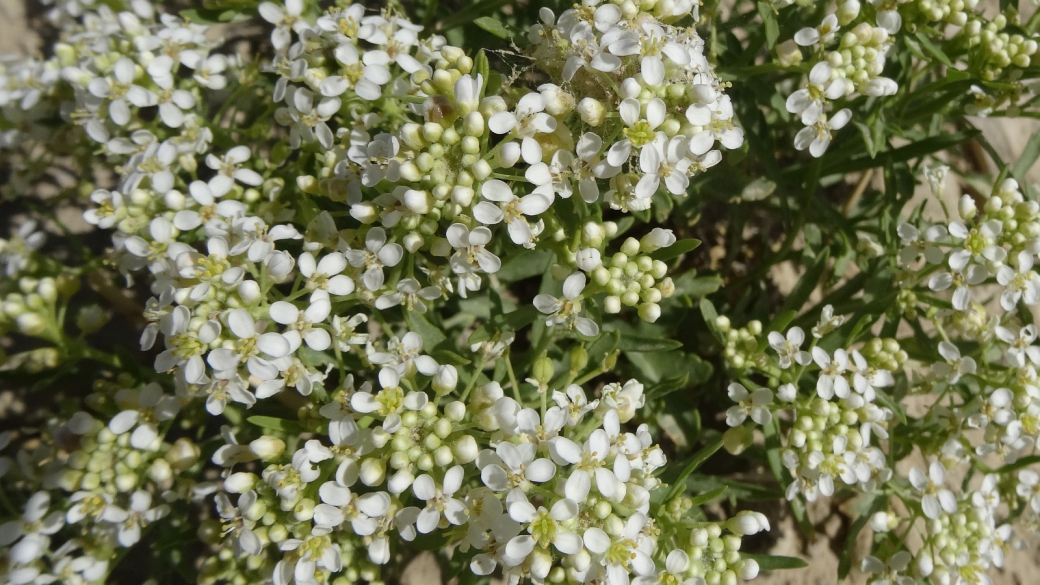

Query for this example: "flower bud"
[723,425,754,455]
[577,97,606,126]
[959,194,977,220]
[640,228,676,252]
[37,278,57,303]
[638,303,661,323]
[728,511,763,536]
[605,296,622,314]
[360,458,386,486]
[149,458,173,483]
[403,232,424,254]
[76,305,108,334]
[433,364,459,395]
[17,313,46,336]
[249,436,286,461]
[238,280,261,303]
[870,511,891,533]
[225,471,258,493]
[776,40,803,67]
[167,437,201,470]
[453,435,479,464]
[621,237,640,256]
[575,248,602,271]
[532,352,554,386]
[777,383,796,402]
[540,84,575,116]
[837,0,860,25]
[445,401,466,421]
[403,189,432,215]
[738,559,759,580]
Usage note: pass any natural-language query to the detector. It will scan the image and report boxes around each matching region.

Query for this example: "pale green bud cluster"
[858,337,908,372]
[715,317,766,370]
[688,523,761,584]
[590,236,675,323]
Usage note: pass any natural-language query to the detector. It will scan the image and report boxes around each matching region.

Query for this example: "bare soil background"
[2,1,1040,583]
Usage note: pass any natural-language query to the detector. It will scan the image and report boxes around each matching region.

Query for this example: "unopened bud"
[76,305,108,334]
[577,98,606,126]
[249,436,286,461]
[776,39,803,67]
[433,365,459,395]
[533,352,554,386]
[224,471,258,493]
[959,194,977,220]
[166,437,201,470]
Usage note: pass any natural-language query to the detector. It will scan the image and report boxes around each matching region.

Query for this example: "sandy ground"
[2,1,1040,584]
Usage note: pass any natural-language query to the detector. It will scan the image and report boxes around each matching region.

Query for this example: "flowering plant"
[3,0,1040,584]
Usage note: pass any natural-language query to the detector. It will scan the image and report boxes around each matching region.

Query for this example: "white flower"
[344,227,404,291]
[413,466,468,533]
[636,133,691,199]
[205,145,263,195]
[474,180,551,248]
[553,384,599,426]
[107,383,180,450]
[909,461,958,519]
[768,327,811,369]
[87,57,157,126]
[726,383,773,426]
[583,513,656,582]
[258,0,305,52]
[375,278,441,313]
[101,491,170,547]
[534,272,600,337]
[299,251,355,297]
[444,225,496,297]
[487,92,556,164]
[368,332,439,377]
[506,498,582,560]
[794,109,851,157]
[270,292,333,351]
[861,551,914,585]
[794,14,840,46]
[932,341,976,384]
[786,62,847,124]
[351,367,428,433]
[896,223,947,266]
[996,251,1040,311]
[812,304,846,338]
[0,220,45,276]
[812,347,851,399]
[207,308,292,376]
[608,98,666,167]
[329,43,392,101]
[0,492,63,561]
[995,324,1040,367]
[850,350,893,401]
[480,442,556,492]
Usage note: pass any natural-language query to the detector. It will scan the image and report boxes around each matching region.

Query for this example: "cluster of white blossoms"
[7,0,1040,583]
[778,1,899,157]
[0,0,779,584]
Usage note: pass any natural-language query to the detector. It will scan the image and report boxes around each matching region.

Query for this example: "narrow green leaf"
[915,31,954,67]
[617,333,683,352]
[650,239,702,262]
[645,372,689,400]
[1012,131,1040,183]
[779,248,830,315]
[756,2,779,48]
[662,436,724,504]
[473,16,512,39]
[741,553,808,570]
[247,416,304,434]
[473,49,490,96]
[837,496,883,579]
[688,485,728,507]
[997,454,1040,474]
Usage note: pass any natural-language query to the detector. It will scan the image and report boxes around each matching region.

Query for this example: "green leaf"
[661,436,724,504]
[997,454,1040,474]
[645,372,689,400]
[915,31,954,67]
[1012,131,1040,183]
[247,416,304,434]
[741,553,808,571]
[473,16,513,39]
[406,311,447,349]
[672,272,723,298]
[779,248,830,315]
[473,50,490,96]
[688,485,727,507]
[756,2,779,48]
[650,239,701,262]
[616,333,683,352]
[838,496,884,579]
[467,305,541,344]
